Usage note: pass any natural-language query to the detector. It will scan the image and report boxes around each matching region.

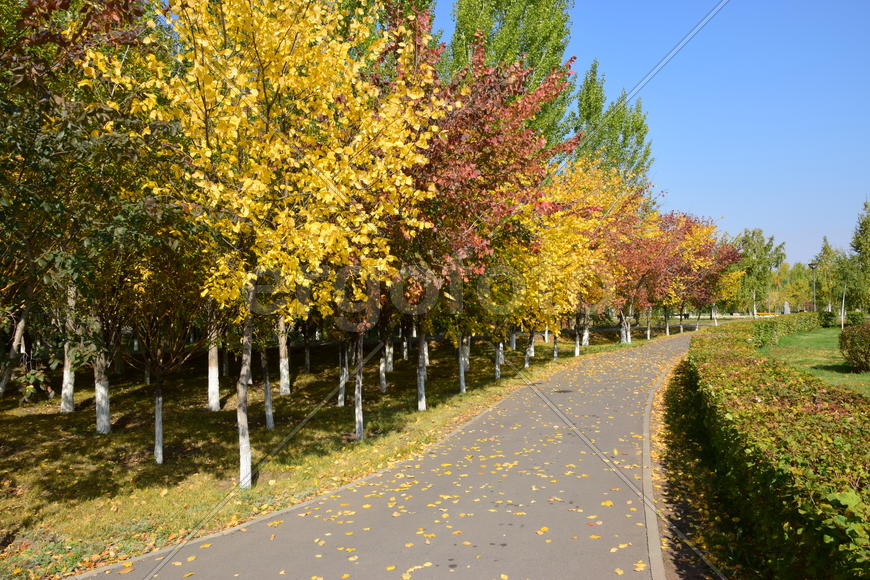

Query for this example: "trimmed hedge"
[848,311,866,326]
[841,323,870,372]
[687,314,870,577]
[819,310,838,328]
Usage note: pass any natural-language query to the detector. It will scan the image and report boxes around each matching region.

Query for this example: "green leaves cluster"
[686,314,870,577]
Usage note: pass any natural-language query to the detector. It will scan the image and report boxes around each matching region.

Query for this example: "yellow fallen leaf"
[589,535,601,539]
[199,544,212,549]
[183,574,195,578]
[634,561,647,571]
[187,555,196,562]
[614,569,624,576]
[386,565,396,571]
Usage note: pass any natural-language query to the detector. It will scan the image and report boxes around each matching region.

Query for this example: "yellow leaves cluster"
[146,0,446,313]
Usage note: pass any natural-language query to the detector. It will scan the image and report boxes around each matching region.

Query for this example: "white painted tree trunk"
[94,351,111,434]
[154,380,164,464]
[236,285,256,489]
[61,341,76,413]
[552,333,558,360]
[458,335,466,394]
[417,331,427,411]
[695,311,702,331]
[544,324,549,343]
[665,308,671,336]
[354,332,365,440]
[524,329,534,368]
[574,326,580,356]
[619,311,632,344]
[679,308,684,333]
[495,341,503,379]
[379,352,387,393]
[60,287,76,413]
[338,342,348,407]
[385,328,394,372]
[208,325,220,411]
[402,335,409,361]
[841,285,847,329]
[261,349,274,430]
[277,317,291,395]
[509,330,516,350]
[411,322,417,339]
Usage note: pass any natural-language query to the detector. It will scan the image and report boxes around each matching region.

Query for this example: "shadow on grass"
[0,328,667,577]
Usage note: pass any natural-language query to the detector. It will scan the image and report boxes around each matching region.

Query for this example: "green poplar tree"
[850,201,870,308]
[572,60,653,187]
[443,0,575,143]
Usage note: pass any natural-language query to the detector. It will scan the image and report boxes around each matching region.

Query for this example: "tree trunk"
[552,331,558,360]
[509,329,516,350]
[402,333,409,361]
[417,331,427,411]
[695,311,702,330]
[154,378,164,464]
[354,331,365,441]
[619,310,632,344]
[303,326,311,373]
[261,348,274,430]
[712,305,719,326]
[645,307,651,340]
[544,324,549,344]
[379,351,387,393]
[338,341,348,407]
[495,341,503,379]
[236,284,256,489]
[222,347,229,376]
[94,351,111,434]
[574,324,581,356]
[524,328,534,368]
[207,322,220,411]
[60,286,77,413]
[458,335,466,394]
[679,306,685,333]
[423,337,430,367]
[841,285,847,330]
[0,308,28,396]
[385,326,394,372]
[278,317,291,395]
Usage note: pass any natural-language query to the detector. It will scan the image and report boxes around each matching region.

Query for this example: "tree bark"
[646,307,652,340]
[841,285,847,329]
[379,352,387,393]
[458,334,466,394]
[303,323,311,373]
[278,317,291,395]
[236,284,256,489]
[664,307,671,336]
[355,331,365,440]
[338,341,348,407]
[94,350,111,434]
[495,341,503,379]
[261,348,274,430]
[0,308,28,396]
[207,320,220,411]
[154,378,164,464]
[385,326,394,372]
[509,328,516,350]
[552,331,558,360]
[60,287,77,413]
[574,323,581,356]
[417,330,427,411]
[544,324,549,343]
[524,328,534,368]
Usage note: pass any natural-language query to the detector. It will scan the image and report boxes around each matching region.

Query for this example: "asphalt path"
[78,334,692,580]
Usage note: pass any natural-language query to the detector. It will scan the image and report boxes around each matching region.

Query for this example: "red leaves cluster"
[410,34,579,280]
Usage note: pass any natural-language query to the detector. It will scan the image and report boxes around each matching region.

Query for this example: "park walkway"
[79,334,692,580]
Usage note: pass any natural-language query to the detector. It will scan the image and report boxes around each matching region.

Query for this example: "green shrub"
[686,315,870,578]
[840,323,870,372]
[847,311,866,326]
[819,310,838,327]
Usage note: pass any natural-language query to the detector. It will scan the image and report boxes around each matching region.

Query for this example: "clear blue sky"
[431,0,870,264]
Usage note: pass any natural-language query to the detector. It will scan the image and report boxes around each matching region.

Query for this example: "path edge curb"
[643,357,678,580]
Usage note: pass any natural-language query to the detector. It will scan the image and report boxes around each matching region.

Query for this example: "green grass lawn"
[0,328,668,578]
[764,327,870,397]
